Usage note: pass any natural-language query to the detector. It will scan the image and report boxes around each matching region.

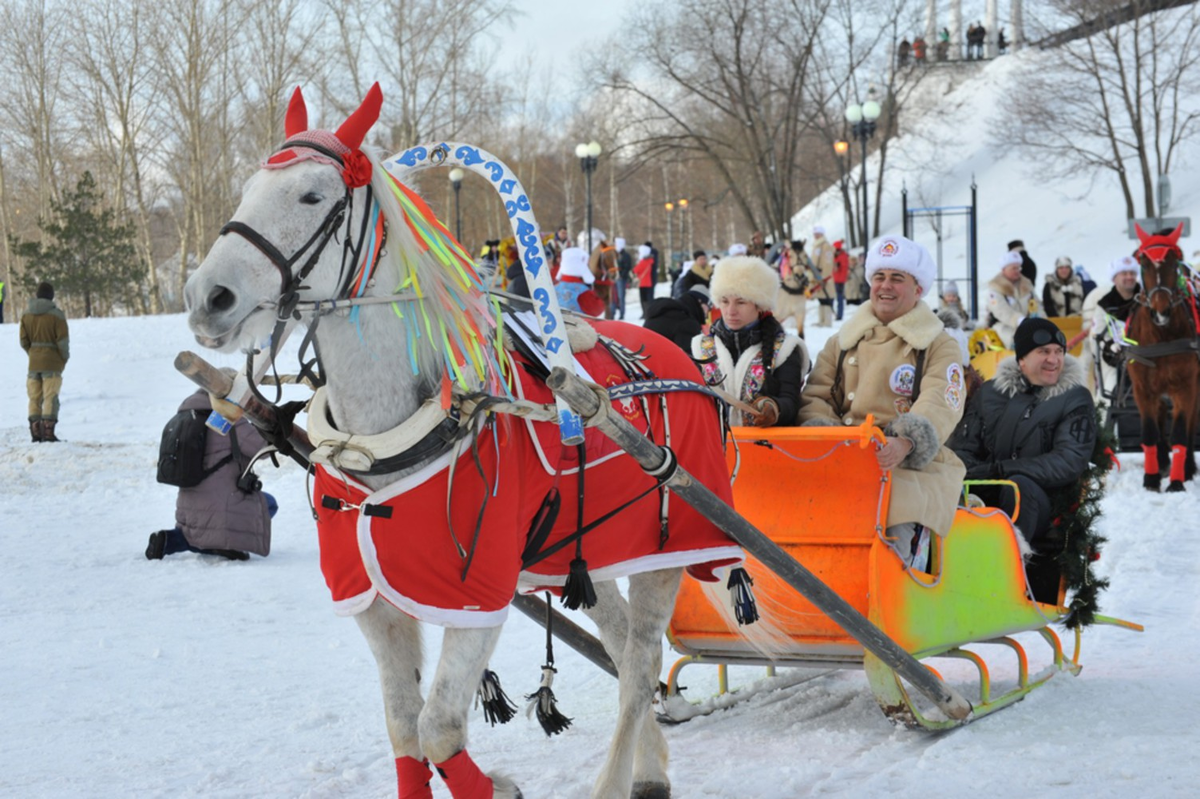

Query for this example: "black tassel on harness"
[561,556,597,610]
[525,665,573,736]
[727,566,759,626]
[560,443,596,610]
[475,668,517,726]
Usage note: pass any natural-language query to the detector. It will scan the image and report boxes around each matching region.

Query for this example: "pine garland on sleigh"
[1049,406,1116,629]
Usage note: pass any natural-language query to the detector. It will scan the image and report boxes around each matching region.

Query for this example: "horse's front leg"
[420,626,521,799]
[1167,385,1199,491]
[590,568,681,799]
[1130,374,1163,491]
[355,601,432,798]
[584,581,671,799]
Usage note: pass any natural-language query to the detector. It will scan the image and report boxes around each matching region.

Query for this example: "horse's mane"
[364,148,508,397]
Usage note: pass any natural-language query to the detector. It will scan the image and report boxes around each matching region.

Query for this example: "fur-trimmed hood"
[991,354,1086,399]
[838,300,945,351]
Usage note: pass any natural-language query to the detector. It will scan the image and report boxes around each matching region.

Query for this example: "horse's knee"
[417,703,468,764]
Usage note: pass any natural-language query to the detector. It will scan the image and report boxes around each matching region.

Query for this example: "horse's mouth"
[191,307,269,352]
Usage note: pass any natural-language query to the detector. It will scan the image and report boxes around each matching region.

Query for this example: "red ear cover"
[284,87,308,138]
[335,82,383,152]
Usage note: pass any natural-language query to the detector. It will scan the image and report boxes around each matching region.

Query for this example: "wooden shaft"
[546,366,973,722]
[174,350,314,466]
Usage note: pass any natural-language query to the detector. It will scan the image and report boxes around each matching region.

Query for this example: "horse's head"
[185,84,382,351]
[1134,222,1186,326]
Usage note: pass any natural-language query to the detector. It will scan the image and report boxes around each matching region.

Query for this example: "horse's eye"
[300,192,322,205]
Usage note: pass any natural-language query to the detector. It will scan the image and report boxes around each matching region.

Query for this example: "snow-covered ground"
[1,295,1196,798]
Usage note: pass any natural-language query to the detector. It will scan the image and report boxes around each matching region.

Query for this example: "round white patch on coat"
[890,364,917,397]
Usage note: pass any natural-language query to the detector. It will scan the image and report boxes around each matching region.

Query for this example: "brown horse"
[588,242,618,318]
[1125,223,1200,491]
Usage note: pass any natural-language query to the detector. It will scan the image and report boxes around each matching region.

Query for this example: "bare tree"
[150,0,247,305]
[69,0,166,312]
[1002,0,1200,219]
[321,0,514,149]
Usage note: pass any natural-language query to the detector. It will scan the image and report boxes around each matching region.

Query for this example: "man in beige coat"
[809,225,836,327]
[800,235,966,569]
[987,250,1042,347]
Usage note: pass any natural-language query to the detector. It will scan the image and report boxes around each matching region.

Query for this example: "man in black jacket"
[949,318,1096,550]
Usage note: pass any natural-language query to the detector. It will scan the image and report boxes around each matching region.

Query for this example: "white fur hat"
[999,250,1024,269]
[558,247,594,284]
[865,235,936,296]
[728,242,748,256]
[1110,255,1138,279]
[709,255,779,311]
[637,244,651,259]
[813,225,826,236]
[615,237,626,250]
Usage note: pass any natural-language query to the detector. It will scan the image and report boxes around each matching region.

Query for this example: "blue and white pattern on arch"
[387,142,583,445]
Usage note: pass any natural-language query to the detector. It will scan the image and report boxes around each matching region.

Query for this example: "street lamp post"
[664,201,675,280]
[448,167,464,243]
[832,140,854,248]
[845,94,882,246]
[678,198,690,254]
[575,141,602,252]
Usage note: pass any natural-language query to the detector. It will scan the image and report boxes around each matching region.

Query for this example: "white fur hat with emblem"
[709,255,779,311]
[864,235,937,296]
[558,247,594,284]
[1110,254,1138,280]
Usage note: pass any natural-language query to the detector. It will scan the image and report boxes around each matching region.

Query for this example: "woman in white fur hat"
[986,249,1043,347]
[691,255,809,427]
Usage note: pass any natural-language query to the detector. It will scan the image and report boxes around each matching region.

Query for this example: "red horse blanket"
[314,320,742,628]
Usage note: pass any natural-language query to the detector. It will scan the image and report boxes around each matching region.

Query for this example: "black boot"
[205,549,250,561]
[30,420,42,443]
[145,531,168,560]
[41,420,59,442]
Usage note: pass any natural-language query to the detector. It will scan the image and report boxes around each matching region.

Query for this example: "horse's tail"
[694,564,798,662]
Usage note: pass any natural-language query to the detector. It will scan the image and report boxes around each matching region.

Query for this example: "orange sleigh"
[664,422,1142,729]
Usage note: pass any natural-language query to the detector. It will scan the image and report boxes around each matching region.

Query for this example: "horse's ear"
[1168,221,1186,246]
[335,82,383,152]
[285,87,308,138]
[1134,222,1151,245]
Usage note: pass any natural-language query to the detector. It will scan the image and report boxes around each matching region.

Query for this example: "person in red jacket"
[832,239,850,320]
[634,243,657,314]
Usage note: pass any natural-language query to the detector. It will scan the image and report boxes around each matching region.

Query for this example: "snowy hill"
[1,306,1198,797]
[792,22,1200,311]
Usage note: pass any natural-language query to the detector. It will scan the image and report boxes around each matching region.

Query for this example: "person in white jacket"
[986,250,1042,347]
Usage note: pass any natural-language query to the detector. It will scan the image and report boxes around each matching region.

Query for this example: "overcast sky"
[495,0,636,76]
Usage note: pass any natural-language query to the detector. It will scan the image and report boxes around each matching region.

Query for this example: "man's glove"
[1101,338,1123,367]
[749,397,780,427]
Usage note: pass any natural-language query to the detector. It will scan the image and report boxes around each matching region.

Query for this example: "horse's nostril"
[208,285,236,312]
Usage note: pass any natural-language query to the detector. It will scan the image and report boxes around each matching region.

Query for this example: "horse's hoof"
[632,782,671,799]
[1144,474,1162,491]
[1167,480,1186,493]
[488,772,523,799]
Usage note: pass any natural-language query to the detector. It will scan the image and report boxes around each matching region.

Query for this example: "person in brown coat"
[800,235,967,570]
[146,390,275,561]
[19,281,69,442]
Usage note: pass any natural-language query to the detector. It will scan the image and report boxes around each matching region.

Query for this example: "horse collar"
[307,387,468,476]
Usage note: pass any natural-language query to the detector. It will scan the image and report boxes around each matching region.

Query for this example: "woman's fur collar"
[987,273,1034,298]
[838,300,945,350]
[992,354,1086,399]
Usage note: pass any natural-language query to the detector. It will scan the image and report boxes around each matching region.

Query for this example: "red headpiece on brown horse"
[1134,222,1184,265]
[266,83,383,189]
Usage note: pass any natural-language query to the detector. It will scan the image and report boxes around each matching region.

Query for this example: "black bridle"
[216,139,378,395]
[1135,258,1189,327]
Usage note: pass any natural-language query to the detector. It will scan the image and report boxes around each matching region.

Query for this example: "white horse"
[185,85,752,799]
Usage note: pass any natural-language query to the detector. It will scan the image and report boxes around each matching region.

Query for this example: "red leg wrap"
[1143,445,1159,475]
[1170,445,1188,483]
[435,749,493,799]
[396,756,434,799]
